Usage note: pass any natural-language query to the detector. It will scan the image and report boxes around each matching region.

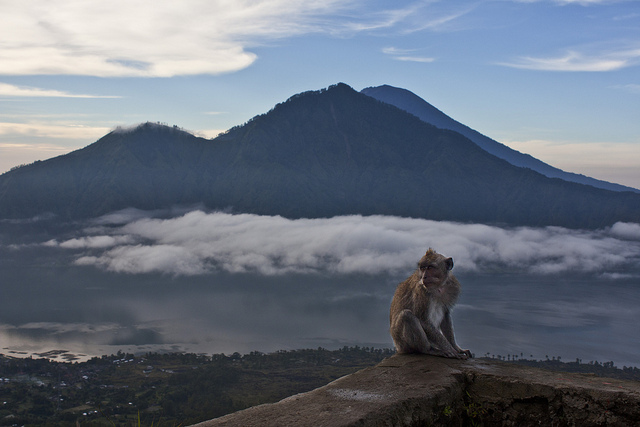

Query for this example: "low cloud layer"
[42,210,640,277]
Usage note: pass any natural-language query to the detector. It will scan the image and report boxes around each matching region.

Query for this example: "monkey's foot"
[458,349,473,358]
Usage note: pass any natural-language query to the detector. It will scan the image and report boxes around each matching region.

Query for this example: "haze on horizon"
[0,0,639,189]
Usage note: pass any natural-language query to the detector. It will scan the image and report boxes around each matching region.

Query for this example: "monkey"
[390,248,472,359]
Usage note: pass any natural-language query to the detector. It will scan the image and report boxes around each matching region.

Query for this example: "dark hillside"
[1,83,639,228]
[0,123,215,218]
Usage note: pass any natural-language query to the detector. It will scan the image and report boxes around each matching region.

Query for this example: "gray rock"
[191,354,640,426]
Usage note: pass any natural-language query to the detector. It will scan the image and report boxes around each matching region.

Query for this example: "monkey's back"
[389,274,429,323]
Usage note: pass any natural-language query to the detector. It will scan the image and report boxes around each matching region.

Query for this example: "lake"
[1,213,639,367]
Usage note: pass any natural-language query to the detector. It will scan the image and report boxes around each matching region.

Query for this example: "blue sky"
[1,0,639,188]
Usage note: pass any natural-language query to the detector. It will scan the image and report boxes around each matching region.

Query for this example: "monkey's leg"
[391,309,431,354]
[419,318,468,359]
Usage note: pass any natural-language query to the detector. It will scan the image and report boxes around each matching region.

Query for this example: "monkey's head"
[417,248,453,288]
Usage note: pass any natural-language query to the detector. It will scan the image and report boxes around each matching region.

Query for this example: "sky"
[1,0,639,189]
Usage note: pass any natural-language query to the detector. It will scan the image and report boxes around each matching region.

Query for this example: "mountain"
[361,84,639,193]
[1,83,639,228]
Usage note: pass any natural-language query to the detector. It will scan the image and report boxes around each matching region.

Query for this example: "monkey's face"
[418,255,453,288]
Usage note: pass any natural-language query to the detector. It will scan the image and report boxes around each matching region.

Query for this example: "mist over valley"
[2,209,640,367]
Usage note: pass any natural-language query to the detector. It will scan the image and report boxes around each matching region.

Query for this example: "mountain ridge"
[361,84,638,193]
[1,83,639,228]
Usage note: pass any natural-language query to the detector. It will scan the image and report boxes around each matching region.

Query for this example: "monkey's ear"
[445,258,454,271]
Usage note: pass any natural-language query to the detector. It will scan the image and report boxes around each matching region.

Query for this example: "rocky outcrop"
[191,354,640,426]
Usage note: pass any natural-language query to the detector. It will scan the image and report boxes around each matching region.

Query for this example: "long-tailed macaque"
[390,248,471,359]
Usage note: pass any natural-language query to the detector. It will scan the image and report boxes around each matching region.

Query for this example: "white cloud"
[500,48,640,72]
[0,0,351,77]
[610,222,640,240]
[381,47,412,55]
[45,235,136,249]
[394,56,436,63]
[382,47,435,63]
[0,83,120,98]
[193,128,228,139]
[0,122,111,140]
[47,211,640,277]
[0,141,70,153]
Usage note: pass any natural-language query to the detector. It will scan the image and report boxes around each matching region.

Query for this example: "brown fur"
[389,248,471,358]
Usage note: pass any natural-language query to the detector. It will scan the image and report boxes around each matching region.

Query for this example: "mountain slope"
[1,83,639,228]
[0,124,214,219]
[361,84,639,193]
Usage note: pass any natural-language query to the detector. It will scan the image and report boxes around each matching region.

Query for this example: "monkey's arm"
[441,311,472,358]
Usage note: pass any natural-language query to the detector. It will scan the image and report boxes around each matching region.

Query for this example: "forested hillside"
[1,83,639,228]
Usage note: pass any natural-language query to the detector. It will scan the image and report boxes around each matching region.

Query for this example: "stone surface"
[191,355,640,427]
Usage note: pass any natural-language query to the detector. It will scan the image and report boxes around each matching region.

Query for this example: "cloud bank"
[44,210,640,277]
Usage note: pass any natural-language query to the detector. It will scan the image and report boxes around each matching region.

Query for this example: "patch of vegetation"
[481,352,640,382]
[2,347,638,426]
[0,346,394,426]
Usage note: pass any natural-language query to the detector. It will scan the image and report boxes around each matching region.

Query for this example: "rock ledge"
[191,354,640,426]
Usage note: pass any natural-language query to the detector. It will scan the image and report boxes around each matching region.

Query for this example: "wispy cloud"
[0,1,484,77]
[0,0,352,77]
[393,56,436,63]
[404,4,479,33]
[552,0,625,4]
[0,83,120,98]
[340,3,419,33]
[43,210,640,277]
[499,48,640,71]
[0,141,70,153]
[514,0,628,5]
[382,47,435,63]
[0,122,111,139]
